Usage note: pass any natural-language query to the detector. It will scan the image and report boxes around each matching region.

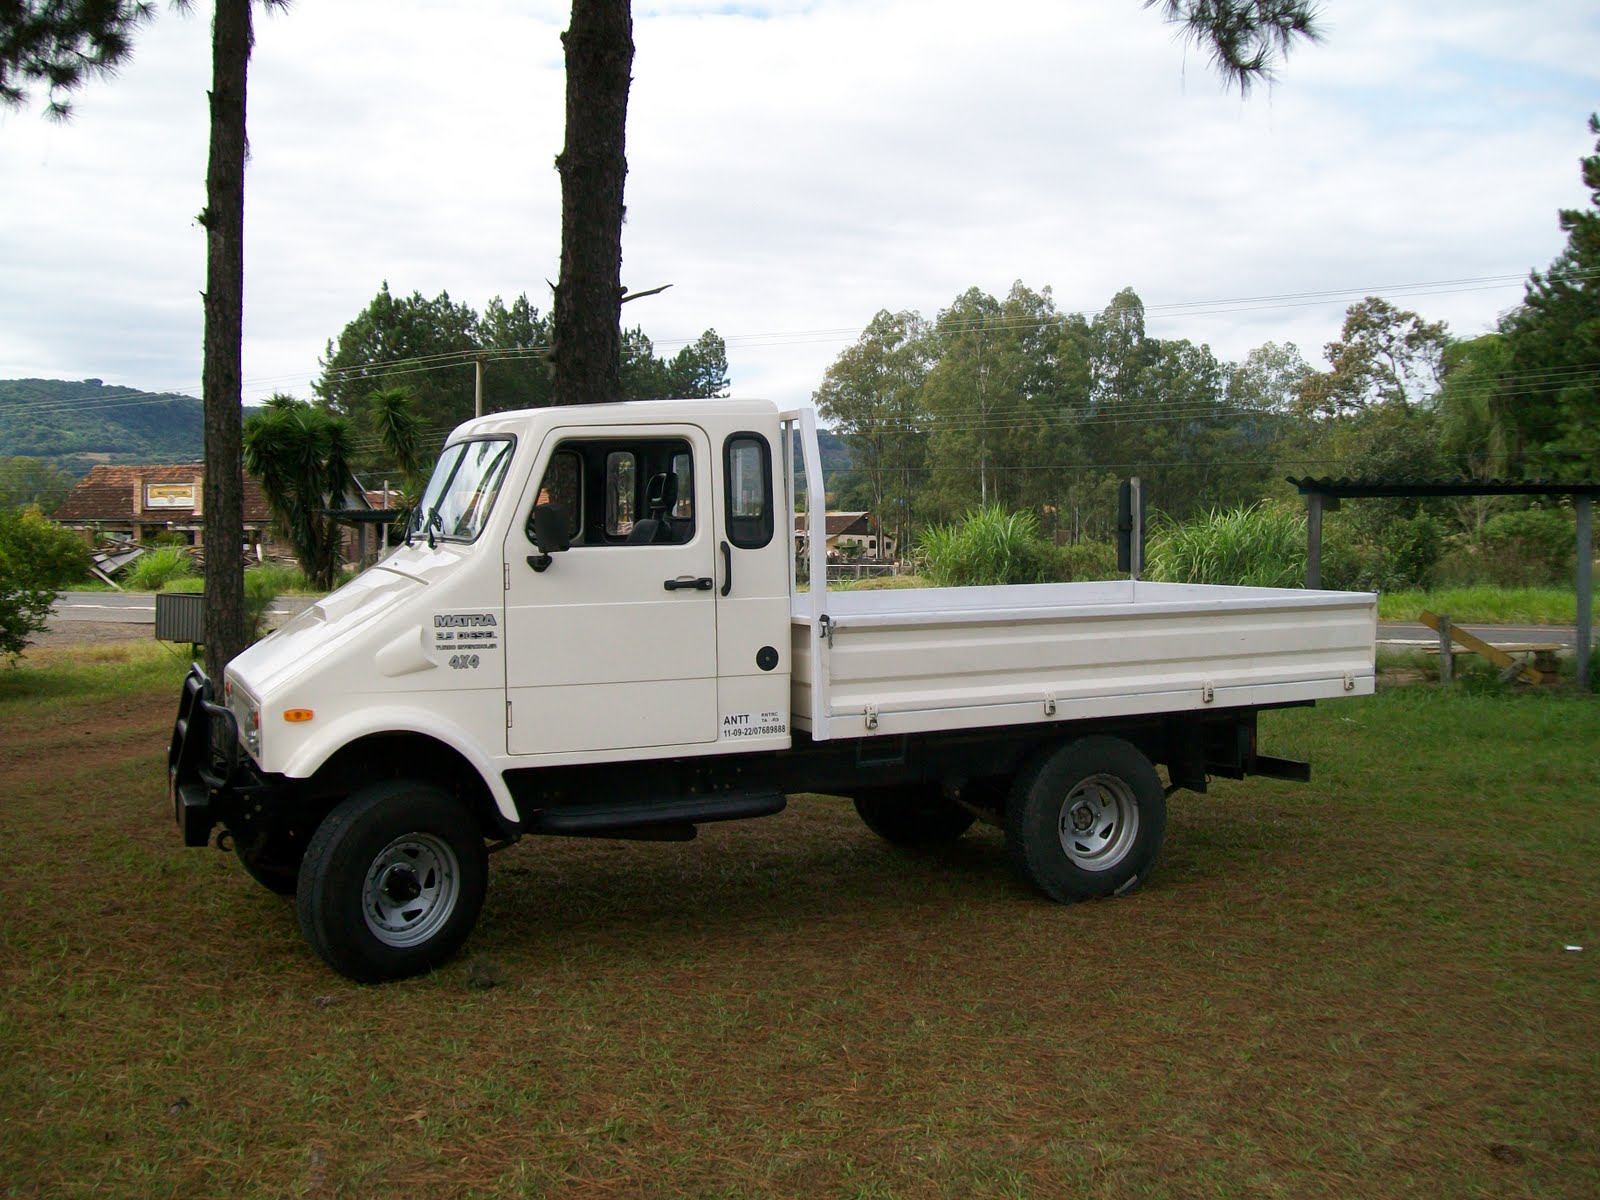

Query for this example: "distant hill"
[0,378,203,472]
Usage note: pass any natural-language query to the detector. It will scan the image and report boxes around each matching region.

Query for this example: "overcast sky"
[2,0,1597,413]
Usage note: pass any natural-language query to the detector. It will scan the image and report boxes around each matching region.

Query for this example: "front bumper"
[167,665,244,846]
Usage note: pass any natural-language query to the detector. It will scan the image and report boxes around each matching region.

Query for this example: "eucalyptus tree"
[813,309,931,549]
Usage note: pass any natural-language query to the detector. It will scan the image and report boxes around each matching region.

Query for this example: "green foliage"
[1148,0,1323,94]
[1300,297,1449,418]
[620,328,731,401]
[243,397,355,592]
[917,505,1056,587]
[0,456,76,512]
[1374,587,1576,625]
[1500,114,1600,479]
[244,568,282,641]
[1481,507,1575,582]
[313,285,730,452]
[1321,509,1444,592]
[0,378,202,465]
[0,507,90,659]
[1049,540,1119,582]
[123,546,197,591]
[0,0,154,119]
[1146,503,1306,588]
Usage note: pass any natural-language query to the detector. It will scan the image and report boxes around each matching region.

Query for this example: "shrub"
[0,507,91,660]
[917,505,1056,587]
[1146,504,1306,588]
[1049,540,1119,581]
[1481,507,1574,584]
[124,547,197,591]
[245,569,281,640]
[1322,511,1444,592]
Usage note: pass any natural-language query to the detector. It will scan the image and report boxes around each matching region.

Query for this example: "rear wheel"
[296,781,488,983]
[852,786,977,846]
[1006,736,1166,902]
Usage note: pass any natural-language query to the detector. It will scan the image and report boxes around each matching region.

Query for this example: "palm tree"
[243,396,355,593]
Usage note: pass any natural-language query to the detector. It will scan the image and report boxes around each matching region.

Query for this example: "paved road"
[51,592,312,625]
[1377,622,1579,648]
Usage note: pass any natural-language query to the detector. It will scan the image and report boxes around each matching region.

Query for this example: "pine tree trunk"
[201,0,252,679]
[553,0,633,406]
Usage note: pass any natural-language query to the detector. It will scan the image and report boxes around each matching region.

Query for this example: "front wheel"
[296,781,488,983]
[1006,736,1166,903]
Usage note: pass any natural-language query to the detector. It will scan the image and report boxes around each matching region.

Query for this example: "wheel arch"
[304,730,515,839]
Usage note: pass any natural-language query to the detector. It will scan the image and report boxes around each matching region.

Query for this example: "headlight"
[244,702,262,756]
[227,677,261,758]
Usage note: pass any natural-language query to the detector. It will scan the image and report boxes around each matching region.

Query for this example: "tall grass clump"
[1147,503,1306,588]
[123,546,197,591]
[917,505,1055,587]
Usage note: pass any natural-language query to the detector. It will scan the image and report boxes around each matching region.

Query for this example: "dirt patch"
[27,620,154,651]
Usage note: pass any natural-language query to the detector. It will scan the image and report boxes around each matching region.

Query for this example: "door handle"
[663,576,714,591]
[720,540,732,597]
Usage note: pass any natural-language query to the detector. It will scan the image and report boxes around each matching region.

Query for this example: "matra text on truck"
[168,397,1377,982]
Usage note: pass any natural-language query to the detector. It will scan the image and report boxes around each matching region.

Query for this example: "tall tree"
[550,2,1321,410]
[198,0,262,680]
[1501,113,1600,478]
[0,0,153,117]
[1299,297,1449,418]
[314,283,481,432]
[814,309,930,548]
[551,0,632,406]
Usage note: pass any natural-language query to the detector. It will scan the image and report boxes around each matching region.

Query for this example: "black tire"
[852,786,977,846]
[232,829,302,896]
[296,781,488,983]
[1006,736,1166,903]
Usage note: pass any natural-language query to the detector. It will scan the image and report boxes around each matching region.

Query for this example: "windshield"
[411,437,515,543]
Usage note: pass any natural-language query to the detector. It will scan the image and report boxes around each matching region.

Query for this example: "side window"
[724,433,773,549]
[671,451,695,520]
[532,449,583,542]
[605,451,638,537]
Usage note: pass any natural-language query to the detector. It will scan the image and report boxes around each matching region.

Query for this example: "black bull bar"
[167,664,239,847]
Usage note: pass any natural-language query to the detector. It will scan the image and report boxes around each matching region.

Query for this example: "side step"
[526,789,787,837]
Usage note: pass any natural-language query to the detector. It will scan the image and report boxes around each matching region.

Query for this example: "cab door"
[503,424,718,756]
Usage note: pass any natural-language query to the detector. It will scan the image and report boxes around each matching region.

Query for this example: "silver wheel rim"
[362,832,459,948]
[1058,774,1141,871]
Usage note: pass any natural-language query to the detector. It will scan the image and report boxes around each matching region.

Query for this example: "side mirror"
[527,503,571,572]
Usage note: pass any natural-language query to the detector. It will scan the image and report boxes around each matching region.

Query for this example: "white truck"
[169,397,1376,982]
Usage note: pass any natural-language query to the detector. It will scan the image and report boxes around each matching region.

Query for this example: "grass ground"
[2,647,1596,1198]
[1375,586,1579,625]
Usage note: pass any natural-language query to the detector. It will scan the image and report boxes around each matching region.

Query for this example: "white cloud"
[0,0,1596,413]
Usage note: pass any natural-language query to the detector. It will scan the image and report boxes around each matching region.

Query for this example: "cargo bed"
[791,579,1377,740]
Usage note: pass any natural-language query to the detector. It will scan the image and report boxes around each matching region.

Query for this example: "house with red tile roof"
[51,464,276,552]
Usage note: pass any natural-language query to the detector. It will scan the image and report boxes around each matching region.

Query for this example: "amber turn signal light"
[282,709,315,723]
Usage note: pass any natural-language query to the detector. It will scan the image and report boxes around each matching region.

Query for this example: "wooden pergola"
[1286,478,1597,691]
